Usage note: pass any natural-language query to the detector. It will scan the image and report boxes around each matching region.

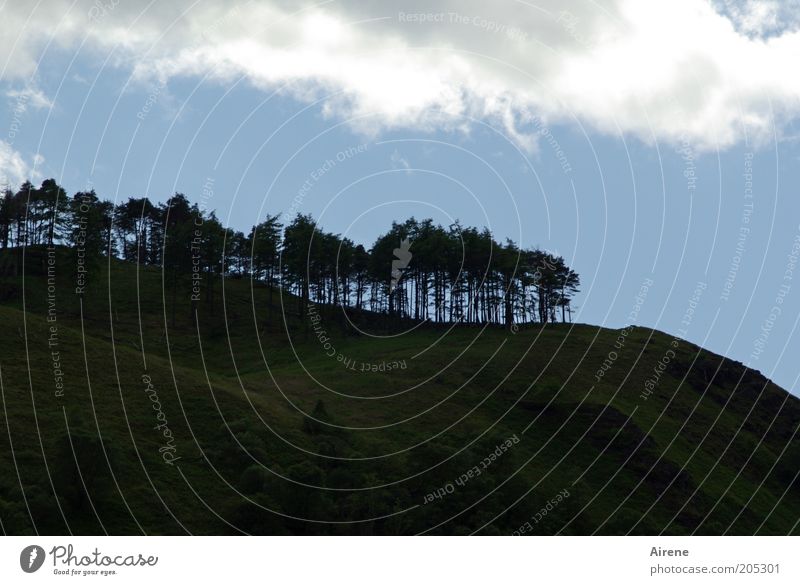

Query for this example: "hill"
[0,247,797,535]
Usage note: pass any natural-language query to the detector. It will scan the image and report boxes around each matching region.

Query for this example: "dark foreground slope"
[0,248,798,535]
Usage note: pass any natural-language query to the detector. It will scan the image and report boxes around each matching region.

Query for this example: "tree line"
[0,178,580,326]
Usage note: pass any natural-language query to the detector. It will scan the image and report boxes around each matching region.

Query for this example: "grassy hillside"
[0,247,798,535]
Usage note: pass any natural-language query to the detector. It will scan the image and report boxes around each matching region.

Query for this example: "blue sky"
[3,0,800,393]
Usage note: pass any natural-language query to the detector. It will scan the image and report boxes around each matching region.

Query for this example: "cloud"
[390,149,412,174]
[1,0,799,151]
[0,141,41,189]
[6,86,53,114]
[714,0,800,38]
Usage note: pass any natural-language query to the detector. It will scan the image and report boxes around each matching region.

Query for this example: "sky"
[3,0,800,393]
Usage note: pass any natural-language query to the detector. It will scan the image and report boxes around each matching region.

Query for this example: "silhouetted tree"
[1,179,581,326]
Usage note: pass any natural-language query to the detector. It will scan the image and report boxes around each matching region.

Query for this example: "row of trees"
[0,179,580,325]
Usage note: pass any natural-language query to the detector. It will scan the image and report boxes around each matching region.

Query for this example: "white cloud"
[0,141,41,189]
[714,0,800,38]
[390,149,412,174]
[6,86,53,114]
[1,0,799,151]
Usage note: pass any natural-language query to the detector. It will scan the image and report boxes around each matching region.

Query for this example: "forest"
[0,178,580,326]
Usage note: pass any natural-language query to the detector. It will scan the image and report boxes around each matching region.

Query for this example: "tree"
[161,193,195,325]
[113,197,151,262]
[282,214,320,316]
[69,190,111,292]
[0,177,582,327]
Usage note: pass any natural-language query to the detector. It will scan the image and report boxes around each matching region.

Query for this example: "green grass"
[0,247,797,535]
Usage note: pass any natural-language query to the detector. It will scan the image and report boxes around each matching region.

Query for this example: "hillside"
[0,247,798,535]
